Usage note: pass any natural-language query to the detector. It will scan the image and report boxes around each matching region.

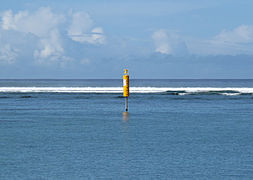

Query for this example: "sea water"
[1,79,253,179]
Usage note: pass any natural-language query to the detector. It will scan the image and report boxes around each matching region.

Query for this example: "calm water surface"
[1,79,253,179]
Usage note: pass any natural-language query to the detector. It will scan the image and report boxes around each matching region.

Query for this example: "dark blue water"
[1,80,253,179]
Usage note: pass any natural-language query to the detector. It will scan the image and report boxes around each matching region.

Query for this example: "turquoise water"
[1,80,253,179]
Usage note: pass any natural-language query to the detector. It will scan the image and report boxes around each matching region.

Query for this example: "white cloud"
[152,29,188,55]
[1,7,64,37]
[34,29,64,61]
[80,58,90,65]
[214,25,253,44]
[0,7,105,65]
[1,10,20,30]
[152,29,171,54]
[0,44,18,63]
[68,12,106,44]
[67,12,93,36]
[0,7,66,63]
[189,25,253,55]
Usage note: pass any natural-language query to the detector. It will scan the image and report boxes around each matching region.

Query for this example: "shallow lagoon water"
[1,80,253,179]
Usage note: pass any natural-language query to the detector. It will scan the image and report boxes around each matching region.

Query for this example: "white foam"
[0,87,253,94]
[220,93,241,96]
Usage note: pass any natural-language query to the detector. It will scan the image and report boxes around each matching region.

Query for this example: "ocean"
[1,79,253,179]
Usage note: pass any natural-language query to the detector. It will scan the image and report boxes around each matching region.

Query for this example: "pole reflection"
[122,111,129,122]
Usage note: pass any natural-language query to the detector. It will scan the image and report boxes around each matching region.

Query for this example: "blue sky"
[0,0,253,78]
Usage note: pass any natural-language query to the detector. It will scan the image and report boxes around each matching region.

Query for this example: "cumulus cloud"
[0,7,105,65]
[67,12,93,36]
[0,7,66,63]
[152,29,188,55]
[68,12,105,44]
[189,25,253,55]
[152,25,253,56]
[0,44,18,63]
[152,29,171,54]
[80,58,90,65]
[214,25,253,44]
[1,7,64,37]
[34,29,64,61]
[210,25,253,55]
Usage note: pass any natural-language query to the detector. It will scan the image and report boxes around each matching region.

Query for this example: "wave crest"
[0,87,252,95]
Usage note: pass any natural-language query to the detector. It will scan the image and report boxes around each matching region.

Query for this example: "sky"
[0,0,253,79]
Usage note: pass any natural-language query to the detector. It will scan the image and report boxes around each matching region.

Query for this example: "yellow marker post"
[123,69,129,111]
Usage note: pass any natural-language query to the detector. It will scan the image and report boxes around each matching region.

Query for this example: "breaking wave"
[0,87,253,95]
